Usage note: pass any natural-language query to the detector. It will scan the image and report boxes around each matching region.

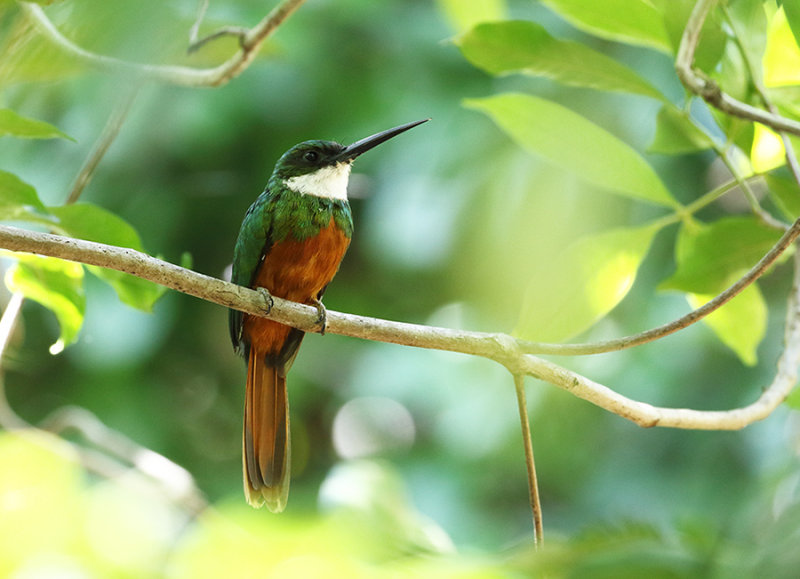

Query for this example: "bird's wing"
[229,189,274,357]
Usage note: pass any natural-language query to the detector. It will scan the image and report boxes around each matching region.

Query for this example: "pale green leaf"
[515,224,660,342]
[457,21,666,100]
[540,0,672,53]
[4,255,85,352]
[648,105,715,154]
[0,109,73,140]
[48,203,167,311]
[687,283,766,366]
[661,217,783,293]
[436,0,506,32]
[465,93,676,206]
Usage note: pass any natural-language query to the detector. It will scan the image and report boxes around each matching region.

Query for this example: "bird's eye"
[303,151,319,163]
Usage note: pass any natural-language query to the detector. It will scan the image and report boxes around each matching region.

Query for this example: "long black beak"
[335,118,430,162]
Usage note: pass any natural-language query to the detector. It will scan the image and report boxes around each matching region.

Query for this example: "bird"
[229,119,429,511]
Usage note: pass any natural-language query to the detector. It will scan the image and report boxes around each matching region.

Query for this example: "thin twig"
[0,224,797,431]
[66,85,142,204]
[518,213,800,356]
[0,293,29,430]
[513,374,543,546]
[20,0,308,88]
[675,0,800,137]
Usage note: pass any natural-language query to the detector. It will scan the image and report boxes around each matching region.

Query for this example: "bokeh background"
[2,0,800,576]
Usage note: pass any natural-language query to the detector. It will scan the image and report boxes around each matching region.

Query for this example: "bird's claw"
[257,287,274,314]
[310,298,327,335]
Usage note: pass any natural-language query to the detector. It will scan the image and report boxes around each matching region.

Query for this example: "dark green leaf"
[515,224,660,342]
[464,93,677,206]
[0,109,74,140]
[661,217,783,294]
[457,21,666,100]
[4,255,85,352]
[648,106,715,154]
[540,0,672,53]
[783,0,800,46]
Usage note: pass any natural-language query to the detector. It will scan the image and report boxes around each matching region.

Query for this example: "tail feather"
[243,350,291,512]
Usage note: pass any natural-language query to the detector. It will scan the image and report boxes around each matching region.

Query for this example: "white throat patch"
[284,163,352,200]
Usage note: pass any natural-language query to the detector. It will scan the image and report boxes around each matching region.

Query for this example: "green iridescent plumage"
[229,141,354,357]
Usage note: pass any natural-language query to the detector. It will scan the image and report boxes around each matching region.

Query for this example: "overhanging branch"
[19,0,307,88]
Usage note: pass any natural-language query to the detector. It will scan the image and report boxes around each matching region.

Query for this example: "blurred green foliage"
[1,0,800,576]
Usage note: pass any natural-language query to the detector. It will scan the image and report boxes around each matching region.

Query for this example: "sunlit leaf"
[515,224,660,342]
[457,21,665,100]
[751,123,788,173]
[48,203,167,311]
[764,6,800,87]
[436,0,506,32]
[4,254,85,352]
[766,173,800,220]
[648,105,715,154]
[465,93,677,206]
[540,0,672,53]
[687,283,766,366]
[661,216,783,294]
[0,108,73,140]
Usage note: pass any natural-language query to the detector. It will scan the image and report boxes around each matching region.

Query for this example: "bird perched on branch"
[229,119,429,511]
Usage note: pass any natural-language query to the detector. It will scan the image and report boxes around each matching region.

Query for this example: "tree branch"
[19,0,308,88]
[675,0,800,137]
[1,224,797,432]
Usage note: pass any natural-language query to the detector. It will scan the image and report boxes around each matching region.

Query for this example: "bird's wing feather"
[230,189,275,356]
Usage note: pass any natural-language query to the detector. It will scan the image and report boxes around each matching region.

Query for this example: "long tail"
[243,349,290,512]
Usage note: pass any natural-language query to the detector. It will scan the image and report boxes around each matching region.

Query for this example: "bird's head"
[271,119,430,200]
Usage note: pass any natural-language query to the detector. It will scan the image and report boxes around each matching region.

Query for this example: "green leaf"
[457,21,666,100]
[726,0,768,84]
[648,105,715,154]
[661,217,784,294]
[465,93,677,206]
[436,0,506,32]
[48,203,145,250]
[48,203,167,311]
[515,224,660,342]
[783,0,800,46]
[687,284,766,366]
[766,173,800,220]
[0,170,51,222]
[540,0,672,53]
[656,0,727,71]
[4,255,85,353]
[0,109,74,140]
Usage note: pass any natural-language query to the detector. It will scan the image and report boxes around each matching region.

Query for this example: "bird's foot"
[309,298,327,335]
[257,288,274,314]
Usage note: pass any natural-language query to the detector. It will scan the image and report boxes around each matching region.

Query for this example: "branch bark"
[19,0,307,88]
[1,224,797,432]
[675,0,800,137]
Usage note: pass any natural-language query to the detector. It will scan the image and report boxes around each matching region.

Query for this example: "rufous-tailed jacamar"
[230,119,429,511]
